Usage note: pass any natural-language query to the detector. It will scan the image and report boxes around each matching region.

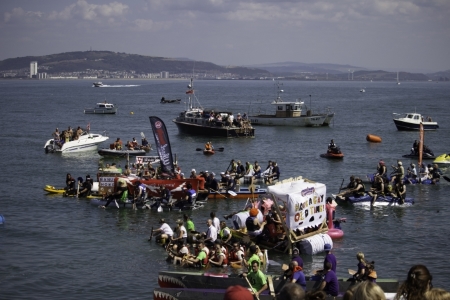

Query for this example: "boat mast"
[186,77,194,110]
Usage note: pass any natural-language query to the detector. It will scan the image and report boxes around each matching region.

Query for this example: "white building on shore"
[30,61,37,78]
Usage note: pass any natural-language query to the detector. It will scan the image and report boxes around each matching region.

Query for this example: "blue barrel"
[0,214,5,225]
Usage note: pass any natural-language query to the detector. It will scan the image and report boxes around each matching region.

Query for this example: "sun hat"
[191,169,196,172]
[398,161,403,166]
[223,285,253,300]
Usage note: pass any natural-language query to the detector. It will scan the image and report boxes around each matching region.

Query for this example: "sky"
[1,0,449,73]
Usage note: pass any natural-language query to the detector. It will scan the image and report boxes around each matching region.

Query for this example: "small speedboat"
[393,113,439,131]
[434,153,450,165]
[84,102,117,114]
[44,131,109,153]
[160,97,181,103]
[93,82,103,87]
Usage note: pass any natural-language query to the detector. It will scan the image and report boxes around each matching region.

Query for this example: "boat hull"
[433,153,450,165]
[157,271,400,294]
[249,115,328,127]
[173,119,254,138]
[339,194,414,206]
[44,133,109,153]
[393,119,439,131]
[402,153,435,160]
[84,108,117,114]
[320,152,344,159]
[98,149,147,157]
[203,149,215,155]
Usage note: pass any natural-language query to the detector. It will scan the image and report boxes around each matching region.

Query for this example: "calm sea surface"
[0,79,449,298]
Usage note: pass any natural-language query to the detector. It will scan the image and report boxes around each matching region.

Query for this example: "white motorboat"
[44,131,109,153]
[393,113,439,131]
[249,82,334,127]
[93,82,103,87]
[84,102,117,114]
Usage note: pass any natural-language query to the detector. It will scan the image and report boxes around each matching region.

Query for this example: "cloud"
[4,7,44,23]
[132,19,171,31]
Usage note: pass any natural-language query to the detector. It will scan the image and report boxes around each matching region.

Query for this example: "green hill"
[0,51,272,77]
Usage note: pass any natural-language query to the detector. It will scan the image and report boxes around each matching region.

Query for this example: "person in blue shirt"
[318,262,339,297]
[290,261,306,291]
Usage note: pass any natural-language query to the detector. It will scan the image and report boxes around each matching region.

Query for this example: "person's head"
[277,282,306,300]
[159,218,165,224]
[220,221,227,228]
[249,208,259,217]
[397,265,432,300]
[424,288,450,300]
[177,219,184,226]
[289,261,298,271]
[292,247,299,255]
[251,260,259,272]
[343,283,359,300]
[324,261,332,271]
[324,243,332,252]
[197,242,204,249]
[353,281,386,300]
[183,214,189,221]
[210,211,216,218]
[207,219,212,226]
[249,244,257,254]
[305,290,326,300]
[223,285,253,300]
[356,251,365,262]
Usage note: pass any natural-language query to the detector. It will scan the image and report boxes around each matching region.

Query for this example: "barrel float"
[366,134,382,143]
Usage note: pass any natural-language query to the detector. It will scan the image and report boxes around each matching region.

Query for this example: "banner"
[149,116,175,176]
[268,180,327,232]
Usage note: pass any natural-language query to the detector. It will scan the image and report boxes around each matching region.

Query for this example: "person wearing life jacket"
[246,208,264,237]
[391,161,405,184]
[219,221,231,244]
[351,178,365,198]
[209,243,228,267]
[229,242,245,264]
[186,242,209,267]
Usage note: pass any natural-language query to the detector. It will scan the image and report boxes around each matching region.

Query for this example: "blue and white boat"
[393,113,439,131]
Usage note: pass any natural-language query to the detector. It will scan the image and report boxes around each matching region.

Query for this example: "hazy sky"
[1,0,449,73]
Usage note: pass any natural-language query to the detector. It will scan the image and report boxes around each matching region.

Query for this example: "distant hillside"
[0,51,272,77]
[249,62,436,81]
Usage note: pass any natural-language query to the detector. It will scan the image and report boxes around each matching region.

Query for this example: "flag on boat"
[186,90,194,94]
[149,116,175,176]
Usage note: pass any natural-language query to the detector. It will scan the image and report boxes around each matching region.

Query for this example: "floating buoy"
[130,112,134,115]
[366,134,382,143]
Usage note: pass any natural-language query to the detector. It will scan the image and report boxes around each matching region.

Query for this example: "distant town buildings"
[160,71,169,78]
[30,61,37,78]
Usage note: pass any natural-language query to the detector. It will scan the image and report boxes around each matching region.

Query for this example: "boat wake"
[95,85,140,87]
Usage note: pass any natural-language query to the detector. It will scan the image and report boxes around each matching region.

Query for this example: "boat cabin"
[96,103,115,109]
[272,100,303,118]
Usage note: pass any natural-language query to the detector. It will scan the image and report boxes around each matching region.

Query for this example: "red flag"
[186,90,194,94]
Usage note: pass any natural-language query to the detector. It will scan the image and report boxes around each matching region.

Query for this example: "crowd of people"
[52,126,86,147]
[111,137,150,151]
[202,110,249,128]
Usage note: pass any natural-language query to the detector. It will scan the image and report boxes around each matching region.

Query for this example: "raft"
[366,134,382,143]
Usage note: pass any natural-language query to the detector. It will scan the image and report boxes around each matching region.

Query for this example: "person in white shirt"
[151,218,173,244]
[204,219,217,246]
[210,211,220,233]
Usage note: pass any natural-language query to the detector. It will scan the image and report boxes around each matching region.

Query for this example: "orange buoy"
[366,134,382,143]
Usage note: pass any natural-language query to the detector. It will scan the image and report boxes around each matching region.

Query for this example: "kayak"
[203,149,215,155]
[44,185,65,194]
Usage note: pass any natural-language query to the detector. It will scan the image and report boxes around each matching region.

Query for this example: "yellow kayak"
[433,153,450,165]
[44,185,65,193]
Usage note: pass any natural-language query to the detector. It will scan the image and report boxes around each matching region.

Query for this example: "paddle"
[148,226,154,241]
[227,190,237,197]
[243,275,260,300]
[443,176,450,182]
[348,269,357,275]
[338,178,344,192]
[76,180,80,199]
[211,189,227,198]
